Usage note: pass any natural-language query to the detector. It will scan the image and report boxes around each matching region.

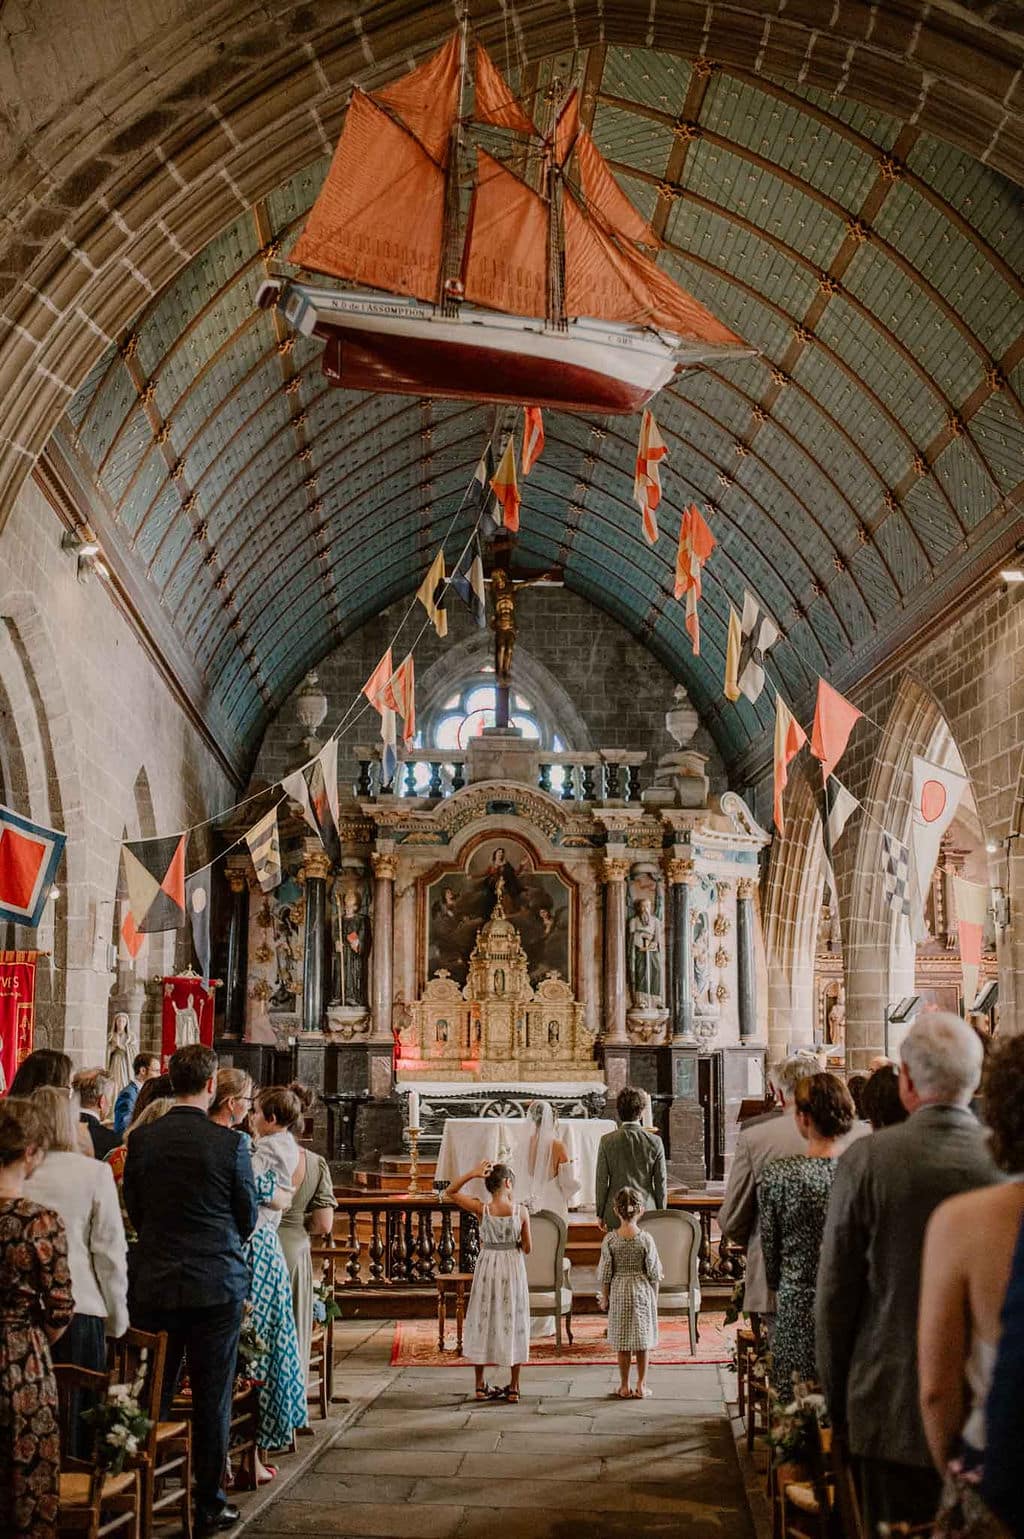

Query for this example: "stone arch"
[416,632,593,751]
[761,758,827,1061]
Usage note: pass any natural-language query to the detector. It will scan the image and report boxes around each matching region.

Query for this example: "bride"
[520,1101,581,1218]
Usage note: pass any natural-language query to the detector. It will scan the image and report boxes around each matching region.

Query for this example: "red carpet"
[391,1310,735,1367]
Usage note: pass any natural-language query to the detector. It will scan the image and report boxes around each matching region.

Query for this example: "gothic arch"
[761,758,826,1060]
[416,632,594,752]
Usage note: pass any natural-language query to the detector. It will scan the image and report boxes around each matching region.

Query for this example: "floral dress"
[462,1204,530,1368]
[243,1137,308,1448]
[0,1198,74,1539]
[597,1230,663,1352]
[759,1154,839,1394]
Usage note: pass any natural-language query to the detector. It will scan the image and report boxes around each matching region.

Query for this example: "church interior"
[0,3,1023,1537]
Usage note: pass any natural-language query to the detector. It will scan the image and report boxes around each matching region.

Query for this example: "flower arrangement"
[723,1277,746,1327]
[82,1370,153,1474]
[237,1302,268,1372]
[313,1280,341,1325]
[768,1380,827,1466]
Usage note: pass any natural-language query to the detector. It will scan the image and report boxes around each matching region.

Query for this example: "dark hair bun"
[484,1162,514,1194]
[287,1082,316,1114]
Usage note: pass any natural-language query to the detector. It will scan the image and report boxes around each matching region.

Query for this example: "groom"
[595,1086,667,1229]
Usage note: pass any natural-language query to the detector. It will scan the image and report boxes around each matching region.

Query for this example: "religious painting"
[425,836,573,989]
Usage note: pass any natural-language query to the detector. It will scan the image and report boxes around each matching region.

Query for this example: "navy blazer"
[124,1105,258,1310]
[983,1211,1024,1535]
[81,1111,120,1159]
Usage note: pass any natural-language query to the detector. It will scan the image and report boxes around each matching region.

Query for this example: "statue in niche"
[436,1018,449,1044]
[331,880,371,1008]
[268,878,302,1010]
[547,1019,560,1046]
[692,908,715,1011]
[628,894,664,1009]
[106,1012,135,1099]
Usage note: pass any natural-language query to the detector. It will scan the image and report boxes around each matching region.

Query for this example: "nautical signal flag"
[451,540,487,628]
[633,409,666,544]
[185,868,211,978]
[725,592,778,704]
[810,680,862,785]
[824,777,859,852]
[522,407,544,475]
[362,649,398,787]
[121,834,187,936]
[283,741,339,853]
[673,504,715,655]
[0,805,66,929]
[471,444,499,539]
[772,695,807,835]
[882,831,912,917]
[911,756,968,936]
[245,807,282,894]
[490,438,521,532]
[417,550,448,638]
[384,653,416,749]
[953,875,989,1008]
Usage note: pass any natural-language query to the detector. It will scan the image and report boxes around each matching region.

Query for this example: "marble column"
[370,849,397,1043]
[601,857,630,1044]
[301,847,332,1035]
[223,867,250,1038]
[667,858,697,1043]
[736,878,758,1041]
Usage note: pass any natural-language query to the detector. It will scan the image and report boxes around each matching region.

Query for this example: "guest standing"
[815,1013,998,1535]
[112,1053,161,1136]
[597,1186,663,1400]
[918,1036,1024,1528]
[129,1071,173,1127]
[8,1052,92,1157]
[276,1085,337,1393]
[860,1063,909,1131]
[758,1072,854,1393]
[448,1160,531,1403]
[73,1068,119,1158]
[595,1087,667,1231]
[25,1084,128,1454]
[124,1044,258,1537]
[983,1212,1024,1536]
[0,1097,74,1539]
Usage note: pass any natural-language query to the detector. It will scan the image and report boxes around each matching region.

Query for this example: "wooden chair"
[56,1363,140,1539]
[524,1209,574,1347]
[309,1243,340,1417]
[640,1209,702,1354]
[773,1418,834,1539]
[736,1324,758,1418]
[108,1327,192,1539]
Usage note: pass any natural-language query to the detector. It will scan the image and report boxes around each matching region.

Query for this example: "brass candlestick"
[408,1127,422,1193]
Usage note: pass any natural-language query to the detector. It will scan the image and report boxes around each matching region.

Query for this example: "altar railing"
[353,748,647,804]
[329,1192,742,1299]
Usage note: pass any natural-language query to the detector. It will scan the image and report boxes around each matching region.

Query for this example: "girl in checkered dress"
[597,1187,663,1399]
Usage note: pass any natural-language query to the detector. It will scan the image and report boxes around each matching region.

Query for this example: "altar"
[434,1115,618,1208]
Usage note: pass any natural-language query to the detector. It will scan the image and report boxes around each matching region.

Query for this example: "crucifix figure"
[491,565,517,729]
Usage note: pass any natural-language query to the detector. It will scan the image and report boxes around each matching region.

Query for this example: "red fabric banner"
[160,977,215,1069]
[0,951,37,1094]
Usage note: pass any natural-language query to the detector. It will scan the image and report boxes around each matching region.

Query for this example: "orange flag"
[384,653,416,749]
[673,504,716,655]
[773,695,808,835]
[490,437,521,531]
[810,679,862,785]
[633,409,666,544]
[521,406,544,476]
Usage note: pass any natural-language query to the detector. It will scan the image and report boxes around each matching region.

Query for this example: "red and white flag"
[911,756,968,938]
[810,680,862,785]
[521,406,544,476]
[490,438,521,532]
[953,875,989,1009]
[633,409,666,545]
[362,649,398,785]
[773,695,808,835]
[384,652,416,749]
[673,504,715,654]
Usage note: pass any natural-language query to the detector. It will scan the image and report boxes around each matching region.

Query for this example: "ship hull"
[260,282,706,415]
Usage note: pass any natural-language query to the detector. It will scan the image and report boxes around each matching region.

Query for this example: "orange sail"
[574,127,658,246]
[462,149,548,317]
[375,33,462,164]
[474,44,537,134]
[553,89,580,167]
[290,92,447,302]
[562,189,741,342]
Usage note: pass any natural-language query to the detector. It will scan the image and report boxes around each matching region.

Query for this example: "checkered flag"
[882,831,912,916]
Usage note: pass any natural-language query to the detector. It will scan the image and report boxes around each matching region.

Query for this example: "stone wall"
[252,586,727,796]
[0,472,233,1063]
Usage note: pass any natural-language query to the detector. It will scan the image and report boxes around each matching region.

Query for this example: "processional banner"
[160,976,215,1069]
[0,950,38,1094]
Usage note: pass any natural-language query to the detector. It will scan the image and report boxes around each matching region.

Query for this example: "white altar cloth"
[434,1117,617,1209]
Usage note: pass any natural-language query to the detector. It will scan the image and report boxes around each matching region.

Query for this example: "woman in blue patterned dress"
[759,1072,855,1395]
[246,1086,309,1473]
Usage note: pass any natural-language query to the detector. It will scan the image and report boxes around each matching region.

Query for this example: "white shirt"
[26,1149,129,1335]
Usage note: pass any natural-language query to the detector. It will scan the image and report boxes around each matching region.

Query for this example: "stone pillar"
[736,877,758,1041]
[300,847,331,1035]
[370,848,397,1043]
[223,866,250,1039]
[601,857,630,1044]
[667,858,697,1043]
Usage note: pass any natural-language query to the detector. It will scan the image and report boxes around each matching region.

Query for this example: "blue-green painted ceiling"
[55,45,1024,775]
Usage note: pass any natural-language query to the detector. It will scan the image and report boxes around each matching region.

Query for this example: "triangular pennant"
[773,696,807,835]
[319,739,339,834]
[811,680,862,784]
[490,438,521,532]
[911,756,969,934]
[953,875,989,1008]
[122,835,187,934]
[385,653,416,749]
[451,541,487,628]
[362,650,398,788]
[737,591,778,704]
[673,503,715,655]
[633,409,666,545]
[825,778,860,851]
[185,868,211,978]
[522,406,544,476]
[245,807,282,894]
[724,605,742,702]
[471,444,499,539]
[417,550,449,637]
[281,768,319,835]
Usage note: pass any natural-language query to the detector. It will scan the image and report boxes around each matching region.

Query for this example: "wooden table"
[436,1272,475,1353]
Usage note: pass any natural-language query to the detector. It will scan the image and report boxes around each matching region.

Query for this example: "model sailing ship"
[258,29,749,414]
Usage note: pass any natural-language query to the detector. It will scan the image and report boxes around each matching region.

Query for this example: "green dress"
[277,1152,337,1380]
[759,1153,839,1394]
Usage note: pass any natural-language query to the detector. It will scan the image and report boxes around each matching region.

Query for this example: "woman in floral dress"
[0,1098,75,1539]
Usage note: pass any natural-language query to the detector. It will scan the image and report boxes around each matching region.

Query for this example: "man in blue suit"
[112,1051,161,1134]
[984,1212,1024,1536]
[124,1043,257,1537]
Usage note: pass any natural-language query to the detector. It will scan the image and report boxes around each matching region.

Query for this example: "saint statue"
[106,1011,135,1097]
[491,566,517,687]
[331,885,371,1008]
[628,893,664,1009]
[173,992,202,1048]
[692,908,714,1010]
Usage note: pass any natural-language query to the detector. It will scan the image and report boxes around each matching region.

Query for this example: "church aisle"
[245,1323,757,1538]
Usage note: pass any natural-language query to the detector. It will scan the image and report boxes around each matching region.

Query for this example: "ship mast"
[439,6,471,311]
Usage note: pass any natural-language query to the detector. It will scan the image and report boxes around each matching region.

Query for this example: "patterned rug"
[391,1311,735,1367]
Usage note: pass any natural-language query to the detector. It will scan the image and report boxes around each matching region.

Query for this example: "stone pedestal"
[668,1043,706,1187]
[467,728,538,786]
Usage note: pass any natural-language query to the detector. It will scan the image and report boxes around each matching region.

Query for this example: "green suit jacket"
[595,1122,668,1228]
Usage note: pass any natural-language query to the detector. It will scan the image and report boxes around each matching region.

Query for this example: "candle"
[408,1089,421,1131]
[642,1091,654,1128]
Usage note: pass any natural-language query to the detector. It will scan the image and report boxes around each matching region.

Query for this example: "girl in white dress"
[447,1160,531,1402]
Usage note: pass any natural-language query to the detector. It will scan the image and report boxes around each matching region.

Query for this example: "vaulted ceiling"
[46,24,1024,781]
